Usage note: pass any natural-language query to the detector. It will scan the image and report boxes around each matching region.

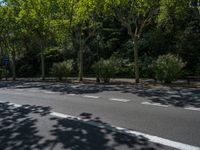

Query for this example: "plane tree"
[104,0,159,83]
[17,0,57,80]
[71,0,103,81]
[0,0,22,80]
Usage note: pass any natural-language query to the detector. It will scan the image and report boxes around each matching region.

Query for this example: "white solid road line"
[109,98,130,102]
[184,107,200,112]
[142,102,169,108]
[50,111,200,150]
[83,95,99,99]
[122,129,200,150]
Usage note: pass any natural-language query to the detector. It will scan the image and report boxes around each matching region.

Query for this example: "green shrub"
[195,63,200,75]
[0,68,6,80]
[140,56,155,78]
[93,57,120,83]
[154,54,185,83]
[116,59,134,77]
[51,60,73,80]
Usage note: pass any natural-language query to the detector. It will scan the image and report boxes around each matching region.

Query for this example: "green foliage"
[177,18,200,72]
[140,56,155,78]
[0,0,199,81]
[92,56,120,83]
[158,0,190,24]
[154,54,185,83]
[115,59,134,77]
[0,68,5,79]
[195,63,200,76]
[51,60,73,80]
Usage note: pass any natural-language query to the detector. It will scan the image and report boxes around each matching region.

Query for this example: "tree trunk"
[41,53,45,81]
[79,42,83,82]
[11,50,16,81]
[133,37,140,83]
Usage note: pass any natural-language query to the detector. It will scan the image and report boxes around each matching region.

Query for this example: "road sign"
[3,56,9,65]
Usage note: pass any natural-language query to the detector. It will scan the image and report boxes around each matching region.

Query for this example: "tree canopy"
[0,0,199,81]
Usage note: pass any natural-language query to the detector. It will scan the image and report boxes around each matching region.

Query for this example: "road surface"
[0,81,199,150]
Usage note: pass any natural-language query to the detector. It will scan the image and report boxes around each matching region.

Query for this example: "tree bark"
[41,53,45,81]
[11,50,16,81]
[79,41,83,82]
[126,23,140,84]
[133,37,140,83]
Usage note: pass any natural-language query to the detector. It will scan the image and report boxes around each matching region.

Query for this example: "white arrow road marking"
[142,102,169,107]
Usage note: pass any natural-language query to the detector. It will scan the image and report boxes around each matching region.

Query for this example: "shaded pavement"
[0,81,200,108]
[0,102,167,150]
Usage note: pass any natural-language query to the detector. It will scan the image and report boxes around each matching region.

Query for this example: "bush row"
[0,54,185,83]
[93,54,185,83]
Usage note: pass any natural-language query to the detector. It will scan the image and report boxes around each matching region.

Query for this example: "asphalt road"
[0,81,200,150]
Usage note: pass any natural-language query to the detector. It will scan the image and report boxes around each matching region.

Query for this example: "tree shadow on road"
[0,102,165,150]
[1,81,200,108]
[44,112,164,150]
[128,86,200,108]
[0,102,51,150]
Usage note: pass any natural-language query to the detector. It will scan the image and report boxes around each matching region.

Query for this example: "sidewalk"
[1,77,199,88]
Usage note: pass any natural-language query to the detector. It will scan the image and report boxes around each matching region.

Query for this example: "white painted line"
[13,89,26,91]
[109,98,130,102]
[83,95,99,99]
[43,91,57,94]
[28,90,38,93]
[4,91,28,96]
[2,100,200,150]
[50,112,81,120]
[68,94,76,96]
[50,111,200,150]
[142,102,169,108]
[71,85,80,88]
[120,128,200,150]
[8,103,22,108]
[184,107,200,112]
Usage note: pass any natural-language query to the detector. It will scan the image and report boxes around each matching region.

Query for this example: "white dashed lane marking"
[142,102,200,112]
[43,91,58,94]
[142,102,169,108]
[68,94,76,96]
[8,103,22,108]
[83,95,100,99]
[184,107,200,112]
[109,98,130,102]
[50,112,77,119]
